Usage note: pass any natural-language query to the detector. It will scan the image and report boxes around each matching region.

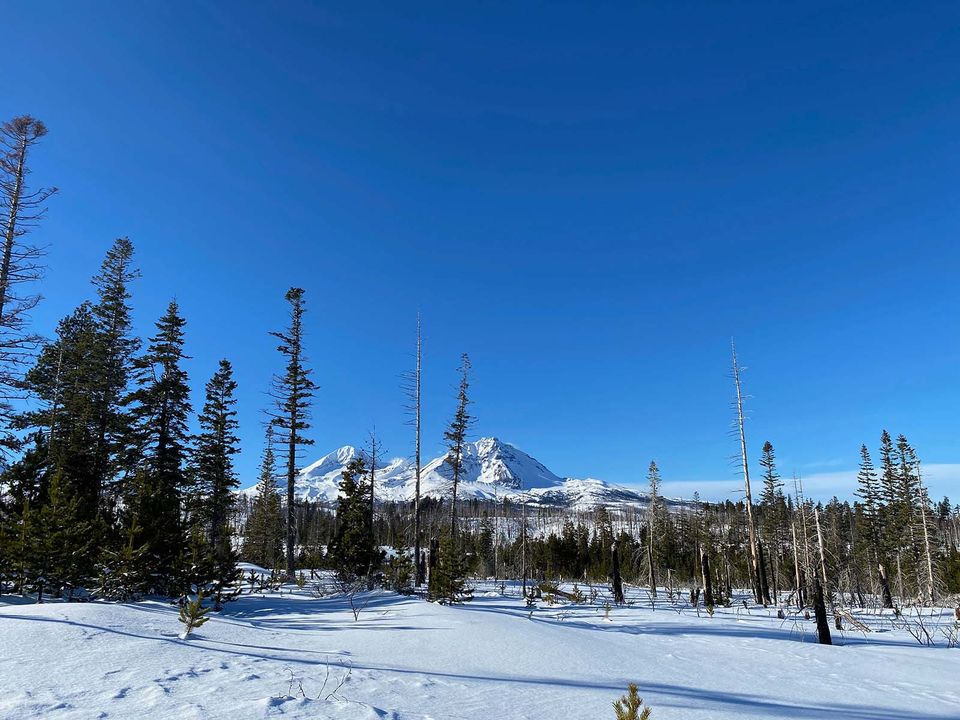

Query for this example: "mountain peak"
[252,436,669,511]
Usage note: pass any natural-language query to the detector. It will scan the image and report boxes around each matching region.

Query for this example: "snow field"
[1,577,958,719]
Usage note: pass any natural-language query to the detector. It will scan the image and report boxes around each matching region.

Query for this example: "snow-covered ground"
[1,576,958,719]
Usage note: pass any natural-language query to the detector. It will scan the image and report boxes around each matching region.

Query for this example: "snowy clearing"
[1,579,958,720]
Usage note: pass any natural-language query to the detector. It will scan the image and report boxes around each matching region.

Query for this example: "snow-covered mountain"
[252,437,684,511]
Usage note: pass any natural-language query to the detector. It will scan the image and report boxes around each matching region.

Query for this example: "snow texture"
[2,573,957,719]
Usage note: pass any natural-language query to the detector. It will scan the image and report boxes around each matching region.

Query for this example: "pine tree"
[613,684,652,720]
[893,434,923,599]
[242,427,284,569]
[855,444,880,545]
[24,470,92,600]
[854,444,884,597]
[757,441,784,604]
[191,358,240,603]
[444,353,472,537]
[428,526,469,604]
[126,301,192,595]
[385,541,414,593]
[328,456,376,582]
[178,590,211,640]
[0,434,49,591]
[95,516,148,601]
[89,238,140,512]
[18,304,102,528]
[268,287,316,579]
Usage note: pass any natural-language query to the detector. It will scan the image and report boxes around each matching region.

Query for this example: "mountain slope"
[254,437,674,511]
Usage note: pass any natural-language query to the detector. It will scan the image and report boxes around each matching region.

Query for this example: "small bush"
[614,683,652,720]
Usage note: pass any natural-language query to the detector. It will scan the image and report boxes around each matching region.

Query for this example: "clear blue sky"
[5,2,960,501]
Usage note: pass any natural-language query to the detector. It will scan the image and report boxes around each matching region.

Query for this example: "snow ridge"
[252,437,679,511]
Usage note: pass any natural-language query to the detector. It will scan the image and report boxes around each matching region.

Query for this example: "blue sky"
[4,2,960,501]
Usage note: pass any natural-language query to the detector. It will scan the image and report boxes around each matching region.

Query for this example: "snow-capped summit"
[250,437,669,511]
[419,437,564,492]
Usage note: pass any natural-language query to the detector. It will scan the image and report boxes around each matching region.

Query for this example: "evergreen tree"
[268,287,316,579]
[89,238,140,511]
[242,426,284,570]
[328,456,376,582]
[855,444,882,581]
[444,353,472,537]
[18,304,102,525]
[0,434,49,592]
[758,441,784,603]
[192,360,240,573]
[188,360,242,609]
[95,516,148,601]
[877,430,900,569]
[24,471,93,600]
[126,301,192,595]
[428,526,469,604]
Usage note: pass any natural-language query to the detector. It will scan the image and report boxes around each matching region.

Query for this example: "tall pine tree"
[444,353,472,538]
[126,300,192,595]
[90,238,140,516]
[268,287,316,579]
[192,359,241,606]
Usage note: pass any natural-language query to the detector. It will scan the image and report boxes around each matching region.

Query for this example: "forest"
[1,113,959,645]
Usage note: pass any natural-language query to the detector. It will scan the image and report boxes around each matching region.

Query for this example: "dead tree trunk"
[814,508,841,630]
[646,526,657,598]
[521,502,528,598]
[917,479,936,605]
[428,535,439,586]
[701,549,714,609]
[413,315,424,586]
[732,341,762,603]
[878,563,894,609]
[758,539,771,606]
[813,577,832,645]
[791,521,804,609]
[611,540,625,605]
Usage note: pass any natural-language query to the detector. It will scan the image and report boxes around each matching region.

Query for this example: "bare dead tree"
[401,314,424,586]
[731,340,762,603]
[700,547,714,609]
[0,115,56,458]
[916,468,937,605]
[791,521,804,610]
[646,460,661,598]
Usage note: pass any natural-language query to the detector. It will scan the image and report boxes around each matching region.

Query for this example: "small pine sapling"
[178,590,211,640]
[614,684,652,720]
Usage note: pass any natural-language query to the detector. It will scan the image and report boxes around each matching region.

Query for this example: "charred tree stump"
[611,540,625,605]
[878,563,894,610]
[813,577,833,645]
